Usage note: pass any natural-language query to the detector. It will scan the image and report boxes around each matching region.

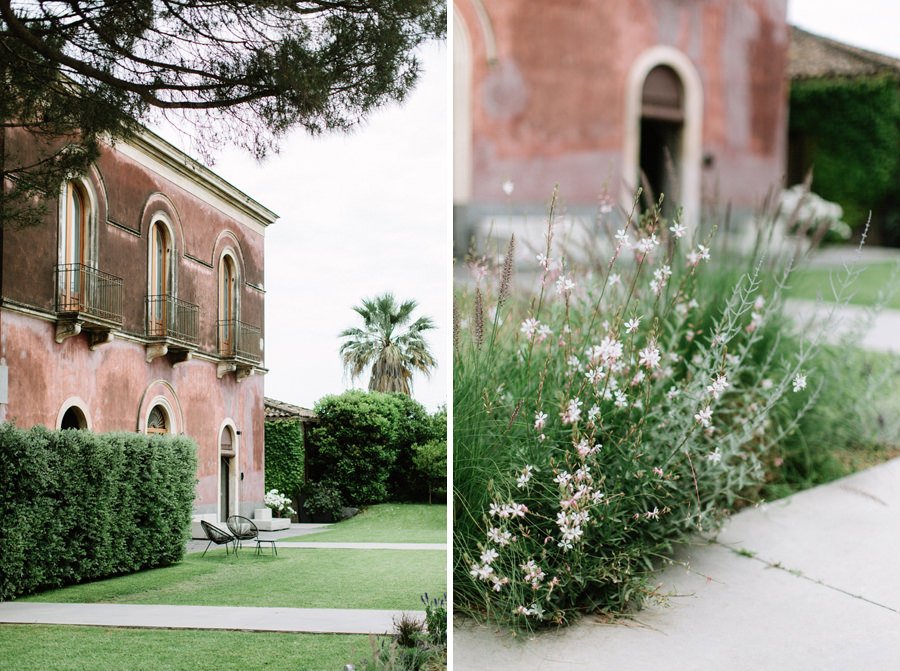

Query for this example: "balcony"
[145,295,200,364]
[54,264,124,347]
[217,319,261,379]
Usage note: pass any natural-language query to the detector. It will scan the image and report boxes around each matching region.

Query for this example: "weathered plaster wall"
[456,0,789,212]
[0,311,265,514]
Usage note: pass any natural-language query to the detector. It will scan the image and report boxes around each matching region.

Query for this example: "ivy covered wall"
[789,75,900,243]
[264,419,305,501]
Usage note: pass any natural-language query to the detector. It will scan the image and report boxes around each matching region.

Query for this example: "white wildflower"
[695,406,713,428]
[624,316,641,334]
[793,373,807,392]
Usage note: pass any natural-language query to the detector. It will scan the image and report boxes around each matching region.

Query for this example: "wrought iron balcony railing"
[55,263,124,325]
[217,319,261,362]
[146,294,200,346]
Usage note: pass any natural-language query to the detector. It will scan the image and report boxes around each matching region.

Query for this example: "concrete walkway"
[0,602,423,635]
[787,299,900,354]
[455,457,900,671]
[276,541,445,550]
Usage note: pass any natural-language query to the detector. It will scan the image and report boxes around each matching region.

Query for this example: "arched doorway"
[219,425,236,521]
[639,65,684,214]
[60,406,87,430]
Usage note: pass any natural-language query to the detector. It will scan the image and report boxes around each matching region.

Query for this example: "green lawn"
[0,625,373,671]
[786,261,900,309]
[285,504,447,543]
[23,549,445,611]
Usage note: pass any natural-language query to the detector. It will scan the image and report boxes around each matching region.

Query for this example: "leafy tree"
[0,0,446,226]
[412,439,446,504]
[339,293,436,396]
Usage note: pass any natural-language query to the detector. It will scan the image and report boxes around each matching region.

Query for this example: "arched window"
[60,406,87,430]
[219,254,238,356]
[61,181,89,308]
[148,221,171,335]
[147,404,169,435]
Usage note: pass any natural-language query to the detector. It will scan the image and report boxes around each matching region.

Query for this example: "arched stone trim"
[55,396,93,431]
[135,380,185,434]
[145,210,179,300]
[56,169,102,272]
[217,418,240,521]
[211,230,247,276]
[139,193,185,254]
[456,0,497,64]
[622,45,703,229]
[454,8,473,204]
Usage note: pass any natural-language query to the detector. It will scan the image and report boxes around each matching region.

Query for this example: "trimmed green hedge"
[264,420,305,501]
[0,425,197,601]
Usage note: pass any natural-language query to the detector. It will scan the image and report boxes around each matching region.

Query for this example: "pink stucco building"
[0,129,276,522]
[453,0,791,249]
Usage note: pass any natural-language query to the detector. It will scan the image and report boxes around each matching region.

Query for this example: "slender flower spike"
[793,373,807,392]
[695,406,713,427]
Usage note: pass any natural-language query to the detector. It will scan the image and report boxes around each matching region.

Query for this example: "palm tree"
[339,293,436,395]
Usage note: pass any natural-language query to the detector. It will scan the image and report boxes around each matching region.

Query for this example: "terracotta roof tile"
[264,397,317,421]
[789,26,900,79]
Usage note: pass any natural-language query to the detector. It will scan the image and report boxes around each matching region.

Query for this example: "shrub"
[300,481,344,520]
[264,489,296,517]
[454,199,827,628]
[264,419,305,505]
[0,425,196,601]
[307,391,445,505]
[351,593,447,670]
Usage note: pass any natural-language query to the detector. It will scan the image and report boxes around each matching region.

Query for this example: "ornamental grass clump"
[454,192,825,628]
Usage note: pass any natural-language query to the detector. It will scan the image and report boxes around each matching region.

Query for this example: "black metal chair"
[226,515,258,554]
[200,520,236,557]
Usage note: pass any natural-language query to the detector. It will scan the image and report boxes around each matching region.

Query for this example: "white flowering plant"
[454,192,833,628]
[264,488,295,517]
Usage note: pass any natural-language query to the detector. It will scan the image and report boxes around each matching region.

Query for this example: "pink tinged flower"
[774,456,784,467]
[695,406,713,428]
[624,317,641,334]
[698,244,711,262]
[592,490,605,503]
[536,253,551,269]
[520,317,540,339]
[614,390,628,408]
[561,398,583,424]
[554,471,572,486]
[537,323,552,341]
[556,274,576,295]
[631,370,646,386]
[761,378,774,390]
[480,548,499,565]
[639,344,662,370]
[575,438,599,459]
[487,527,512,546]
[666,386,679,400]
[490,575,509,592]
[534,411,547,431]
[754,295,766,310]
[488,502,503,518]
[645,507,660,520]
[686,250,701,266]
[587,405,601,422]
[508,503,528,518]
[653,467,664,477]
[706,374,730,400]
[608,272,621,286]
[670,222,687,238]
[502,179,514,196]
[614,228,631,248]
[585,368,605,385]
[792,373,807,392]
[707,447,722,464]
[517,465,533,489]
[470,563,494,581]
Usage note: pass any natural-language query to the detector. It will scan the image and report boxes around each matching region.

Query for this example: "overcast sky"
[788,0,900,59]
[161,42,449,412]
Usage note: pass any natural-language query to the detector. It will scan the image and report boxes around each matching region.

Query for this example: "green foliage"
[263,420,304,503]
[300,481,344,520]
[354,594,448,670]
[790,76,900,228]
[412,440,447,504]
[454,200,831,628]
[307,390,444,505]
[0,425,196,601]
